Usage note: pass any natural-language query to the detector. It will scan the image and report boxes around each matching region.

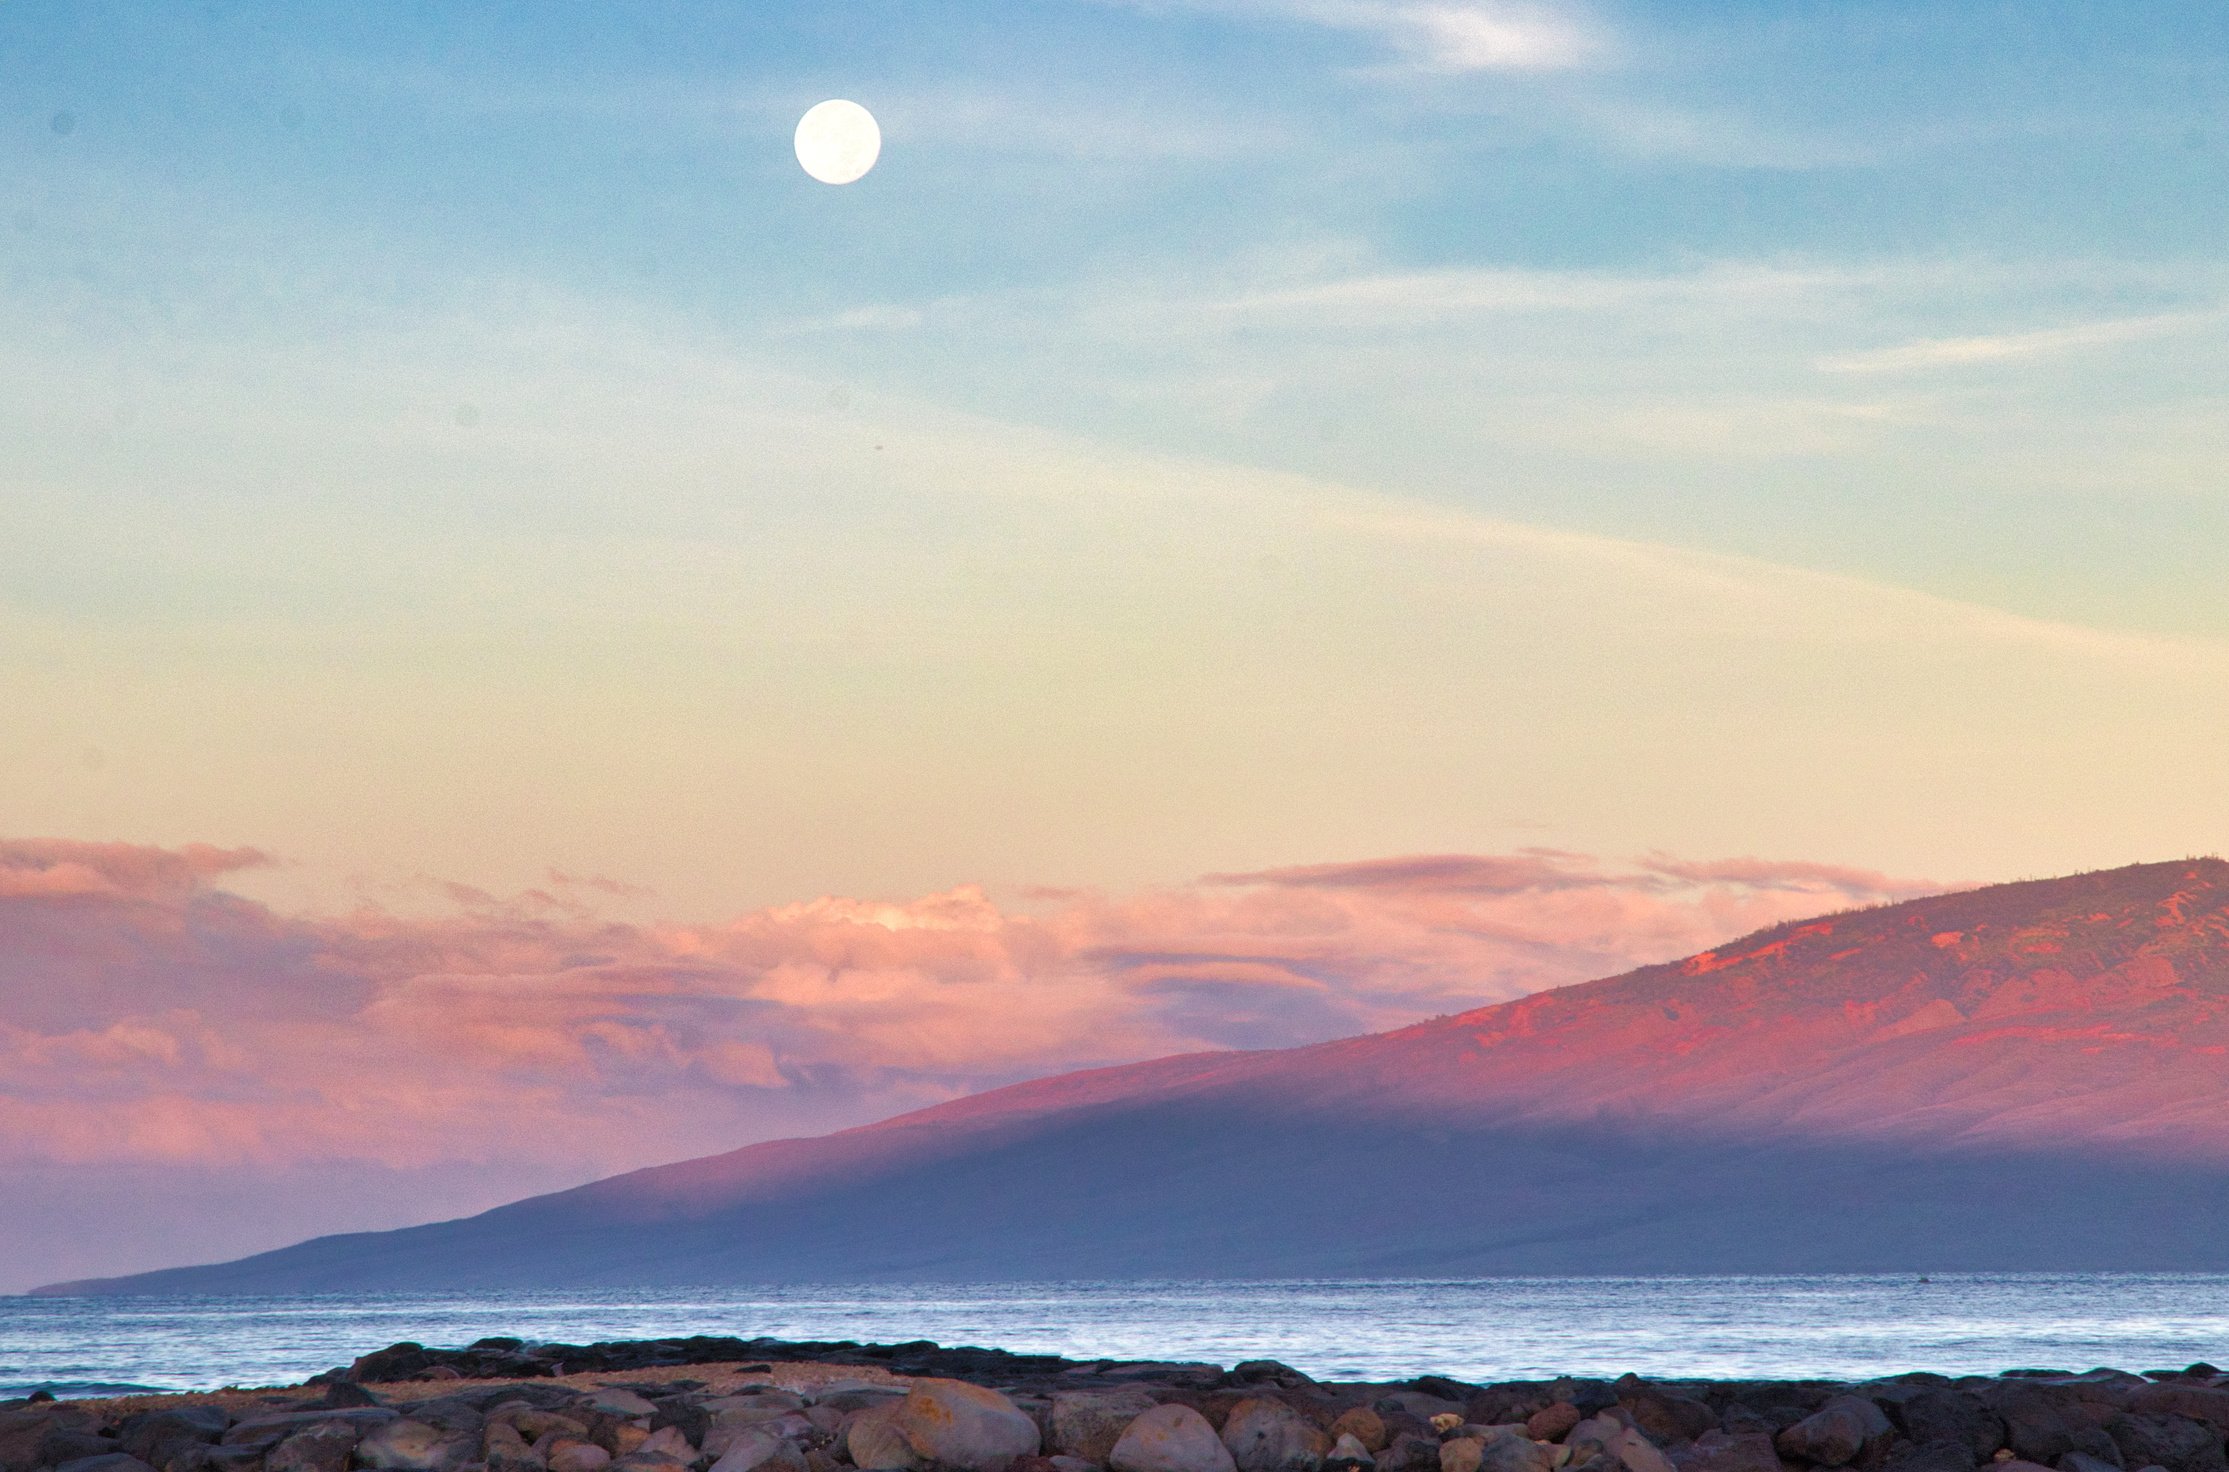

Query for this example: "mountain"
[37,857,2229,1294]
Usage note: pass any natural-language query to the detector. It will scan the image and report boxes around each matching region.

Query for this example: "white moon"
[794,99,881,185]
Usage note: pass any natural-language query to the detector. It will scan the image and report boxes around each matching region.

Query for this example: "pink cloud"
[0,839,269,901]
[0,837,1939,1184]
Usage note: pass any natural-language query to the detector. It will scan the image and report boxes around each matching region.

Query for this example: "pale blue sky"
[10,3,2229,622]
[4,1,2228,908]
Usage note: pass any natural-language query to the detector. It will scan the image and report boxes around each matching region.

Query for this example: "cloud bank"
[0,838,1935,1187]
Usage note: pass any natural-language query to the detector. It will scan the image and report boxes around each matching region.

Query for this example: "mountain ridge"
[35,856,2229,1294]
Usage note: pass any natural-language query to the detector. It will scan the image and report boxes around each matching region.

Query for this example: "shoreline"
[5,1336,2228,1472]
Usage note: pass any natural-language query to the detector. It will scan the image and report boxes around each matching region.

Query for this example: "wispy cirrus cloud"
[1817,306,2228,375]
[1109,0,1602,74]
[1208,850,1615,894]
[1350,1,1599,73]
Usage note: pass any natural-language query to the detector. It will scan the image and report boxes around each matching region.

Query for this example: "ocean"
[4,1275,2226,1398]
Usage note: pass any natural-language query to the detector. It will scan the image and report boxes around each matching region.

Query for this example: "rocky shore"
[4,1336,2225,1472]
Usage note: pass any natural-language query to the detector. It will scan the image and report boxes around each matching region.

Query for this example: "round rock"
[1223,1398,1329,1472]
[1053,1392,1164,1464]
[1112,1404,1239,1472]
[893,1378,1041,1472]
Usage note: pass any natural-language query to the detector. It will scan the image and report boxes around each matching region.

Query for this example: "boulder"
[892,1380,1041,1472]
[586,1392,662,1422]
[204,1447,271,1472]
[710,1429,781,1472]
[1900,1394,2004,1460]
[357,1418,473,1472]
[153,1445,231,1472]
[1379,1436,1443,1472]
[265,1422,362,1472]
[1777,1400,1895,1469]
[1622,1396,1718,1447]
[1566,1422,1624,1461]
[1448,1435,1555,1472]
[1325,1434,1377,1472]
[1985,1397,2074,1466]
[1223,1399,1330,1472]
[2066,1430,2125,1468]
[1714,1410,1777,1443]
[504,1411,592,1443]
[2127,1391,2229,1437]
[53,1458,156,1472]
[614,1426,698,1471]
[485,1423,547,1472]
[320,1383,387,1411]
[0,1408,59,1472]
[224,1409,398,1448]
[2064,1454,2125,1472]
[651,1400,711,1449]
[120,1409,232,1469]
[1672,1432,1780,1472]
[1055,1394,1165,1464]
[1331,1413,1391,1455]
[715,1428,809,1472]
[1731,1391,1834,1427]
[348,1344,438,1383]
[547,1441,615,1472]
[849,1405,922,1472]
[1550,1388,1621,1420]
[1233,1366,1317,1391]
[1880,1444,1973,1472]
[394,1399,484,1437]
[1528,1410,1583,1445]
[2106,1416,2227,1472]
[1494,1441,1560,1472]
[1603,1429,1677,1472]
[614,1451,689,1471]
[1112,1406,1239,1472]
[716,1413,814,1454]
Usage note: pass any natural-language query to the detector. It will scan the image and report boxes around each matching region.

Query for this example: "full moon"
[794,100,881,185]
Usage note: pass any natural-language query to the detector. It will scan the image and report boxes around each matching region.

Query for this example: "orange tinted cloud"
[0,837,1936,1178]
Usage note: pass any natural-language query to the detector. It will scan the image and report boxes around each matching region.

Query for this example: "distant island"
[5,1333,2227,1472]
[36,859,2229,1294]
